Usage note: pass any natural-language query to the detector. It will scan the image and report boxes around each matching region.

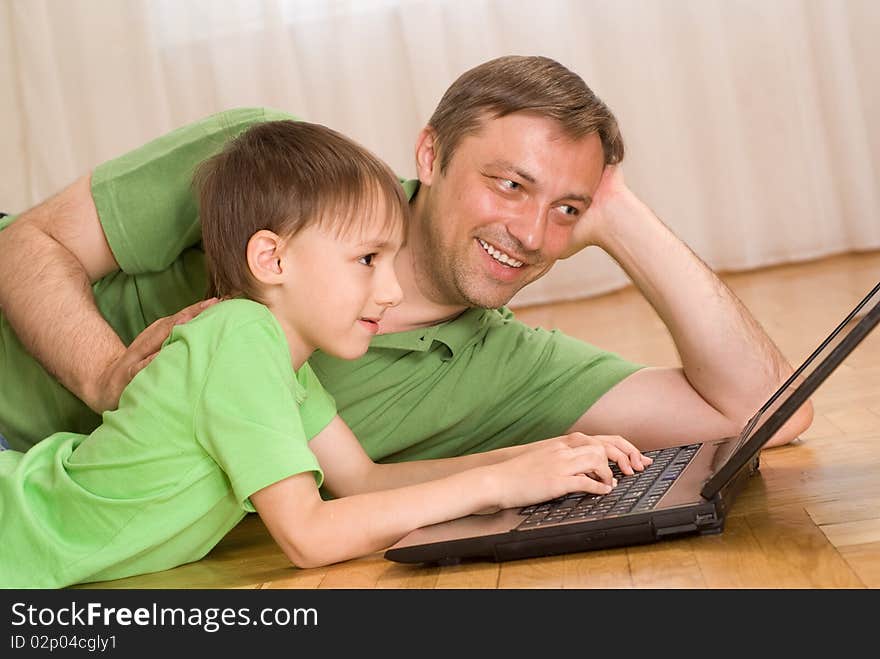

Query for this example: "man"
[0,55,811,458]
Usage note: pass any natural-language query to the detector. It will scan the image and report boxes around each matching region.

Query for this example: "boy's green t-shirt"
[0,300,335,588]
[0,107,643,459]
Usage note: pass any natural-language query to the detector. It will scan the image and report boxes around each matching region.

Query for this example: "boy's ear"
[414,125,439,186]
[247,230,285,284]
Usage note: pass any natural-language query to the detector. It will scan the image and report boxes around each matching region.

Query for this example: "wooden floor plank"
[818,518,880,548]
[805,497,880,526]
[434,563,501,589]
[744,508,864,588]
[497,556,568,589]
[626,540,707,589]
[559,549,633,589]
[837,544,880,588]
[691,516,780,589]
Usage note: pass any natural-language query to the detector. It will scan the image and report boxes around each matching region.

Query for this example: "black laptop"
[385,281,880,565]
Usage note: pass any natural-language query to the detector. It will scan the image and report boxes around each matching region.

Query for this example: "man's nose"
[506,205,547,252]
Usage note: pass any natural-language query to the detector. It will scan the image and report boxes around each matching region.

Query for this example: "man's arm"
[568,166,813,449]
[0,175,212,413]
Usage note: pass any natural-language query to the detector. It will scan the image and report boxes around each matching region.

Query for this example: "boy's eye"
[558,204,579,217]
[358,253,376,266]
[499,178,520,191]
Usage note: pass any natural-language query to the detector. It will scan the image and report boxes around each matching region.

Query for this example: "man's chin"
[456,281,523,310]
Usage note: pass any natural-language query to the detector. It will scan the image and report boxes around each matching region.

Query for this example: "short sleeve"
[91,107,297,275]
[297,362,337,439]
[193,316,323,511]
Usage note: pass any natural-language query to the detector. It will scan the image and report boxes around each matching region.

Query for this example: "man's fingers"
[175,297,219,324]
[128,353,158,381]
[131,298,220,356]
[128,317,175,358]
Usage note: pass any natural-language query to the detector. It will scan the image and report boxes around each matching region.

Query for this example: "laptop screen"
[700,281,880,499]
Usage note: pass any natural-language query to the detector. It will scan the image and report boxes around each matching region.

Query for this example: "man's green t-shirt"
[0,299,335,588]
[0,107,642,458]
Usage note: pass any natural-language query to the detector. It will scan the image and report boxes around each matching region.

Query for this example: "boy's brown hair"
[427,55,624,172]
[194,120,408,301]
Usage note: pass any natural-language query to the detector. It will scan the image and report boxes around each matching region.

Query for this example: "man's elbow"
[763,399,815,448]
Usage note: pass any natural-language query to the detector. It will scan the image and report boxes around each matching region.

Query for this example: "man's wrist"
[590,191,660,255]
[76,349,122,414]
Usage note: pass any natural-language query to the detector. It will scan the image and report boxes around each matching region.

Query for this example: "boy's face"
[275,198,404,361]
[416,112,605,309]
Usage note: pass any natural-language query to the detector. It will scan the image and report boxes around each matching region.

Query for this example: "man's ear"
[414,125,439,186]
[246,229,285,285]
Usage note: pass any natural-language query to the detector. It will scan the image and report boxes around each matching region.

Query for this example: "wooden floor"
[78,250,880,589]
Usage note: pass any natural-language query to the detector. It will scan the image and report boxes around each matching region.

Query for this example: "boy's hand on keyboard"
[589,434,654,475]
[515,432,653,477]
[488,434,619,510]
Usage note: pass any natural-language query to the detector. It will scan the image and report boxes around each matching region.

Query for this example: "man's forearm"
[595,193,791,425]
[0,220,123,410]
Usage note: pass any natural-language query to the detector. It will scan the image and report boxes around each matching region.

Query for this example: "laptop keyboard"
[515,444,701,530]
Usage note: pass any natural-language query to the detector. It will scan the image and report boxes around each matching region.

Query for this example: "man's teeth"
[478,239,523,268]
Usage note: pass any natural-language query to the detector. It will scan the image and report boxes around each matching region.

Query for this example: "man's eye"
[358,253,376,266]
[558,204,579,216]
[499,179,520,191]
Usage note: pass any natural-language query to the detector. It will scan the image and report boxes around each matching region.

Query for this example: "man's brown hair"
[194,120,408,301]
[427,55,624,172]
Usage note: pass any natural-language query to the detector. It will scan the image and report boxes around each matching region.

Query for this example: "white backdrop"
[2,0,879,306]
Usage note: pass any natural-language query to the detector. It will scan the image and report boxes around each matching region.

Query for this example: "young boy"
[0,121,650,588]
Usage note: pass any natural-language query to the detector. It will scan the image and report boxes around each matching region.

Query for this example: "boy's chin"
[320,343,370,362]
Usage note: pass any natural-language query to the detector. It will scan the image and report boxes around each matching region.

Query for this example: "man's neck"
[378,240,468,335]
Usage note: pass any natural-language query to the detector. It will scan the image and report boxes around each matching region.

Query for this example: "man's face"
[415,112,606,309]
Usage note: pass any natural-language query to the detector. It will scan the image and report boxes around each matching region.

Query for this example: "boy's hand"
[487,434,623,510]
[514,431,653,477]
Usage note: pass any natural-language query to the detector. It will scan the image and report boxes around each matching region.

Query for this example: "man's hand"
[87,298,218,413]
[561,164,644,259]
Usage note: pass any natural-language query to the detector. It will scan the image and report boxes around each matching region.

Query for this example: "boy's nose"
[376,268,403,308]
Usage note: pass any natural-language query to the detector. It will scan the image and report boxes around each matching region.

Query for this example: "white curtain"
[2,0,878,306]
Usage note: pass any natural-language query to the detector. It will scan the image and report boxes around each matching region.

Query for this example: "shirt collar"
[370,307,510,356]
[401,178,419,201]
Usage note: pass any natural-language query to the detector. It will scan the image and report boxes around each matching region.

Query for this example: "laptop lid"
[701,281,880,499]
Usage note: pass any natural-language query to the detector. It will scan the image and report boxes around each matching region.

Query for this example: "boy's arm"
[310,416,650,497]
[251,416,620,568]
[0,175,212,412]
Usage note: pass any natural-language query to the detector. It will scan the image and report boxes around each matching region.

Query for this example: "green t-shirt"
[0,107,642,457]
[0,299,335,588]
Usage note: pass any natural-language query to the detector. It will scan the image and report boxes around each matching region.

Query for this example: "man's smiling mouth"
[477,239,524,268]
